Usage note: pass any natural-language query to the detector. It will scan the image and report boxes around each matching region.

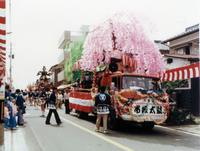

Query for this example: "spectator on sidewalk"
[64,89,70,114]
[4,85,17,130]
[4,104,10,129]
[57,91,63,109]
[15,89,25,126]
[95,86,111,134]
[7,99,17,130]
[45,87,62,125]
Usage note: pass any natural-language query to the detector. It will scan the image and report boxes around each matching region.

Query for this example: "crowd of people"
[4,86,27,130]
[4,82,112,134]
[26,88,70,117]
[3,85,70,129]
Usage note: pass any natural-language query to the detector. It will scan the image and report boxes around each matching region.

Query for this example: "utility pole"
[9,42,13,88]
[8,0,13,88]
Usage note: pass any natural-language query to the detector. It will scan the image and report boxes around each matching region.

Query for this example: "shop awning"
[162,62,200,81]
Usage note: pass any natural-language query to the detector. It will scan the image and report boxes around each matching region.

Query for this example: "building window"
[185,46,190,55]
[167,58,173,64]
[177,48,184,55]
[176,46,191,55]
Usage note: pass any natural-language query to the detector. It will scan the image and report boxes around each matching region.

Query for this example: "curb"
[156,125,200,137]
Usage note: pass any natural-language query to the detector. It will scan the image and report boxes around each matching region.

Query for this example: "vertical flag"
[0,0,6,82]
[0,0,6,124]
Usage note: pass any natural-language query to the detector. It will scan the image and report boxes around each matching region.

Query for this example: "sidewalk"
[0,122,42,151]
[166,124,200,136]
[0,128,29,151]
[162,116,200,136]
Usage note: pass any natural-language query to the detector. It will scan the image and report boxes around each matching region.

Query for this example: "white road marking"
[29,124,45,151]
[60,117,134,151]
[156,125,200,137]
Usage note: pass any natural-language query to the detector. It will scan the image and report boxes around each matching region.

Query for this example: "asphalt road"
[6,106,200,151]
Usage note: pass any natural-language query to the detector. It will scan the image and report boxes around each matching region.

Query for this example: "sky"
[6,0,200,89]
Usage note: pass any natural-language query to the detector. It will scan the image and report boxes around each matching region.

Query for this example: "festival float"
[69,13,170,129]
[36,66,52,91]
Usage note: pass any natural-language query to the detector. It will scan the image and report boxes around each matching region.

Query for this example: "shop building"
[58,25,89,84]
[49,63,64,87]
[162,24,200,116]
[163,24,199,69]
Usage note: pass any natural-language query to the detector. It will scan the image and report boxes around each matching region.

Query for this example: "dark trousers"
[65,99,70,114]
[18,109,24,125]
[46,109,61,124]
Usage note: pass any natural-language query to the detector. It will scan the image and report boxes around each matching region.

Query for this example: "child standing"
[4,105,10,129]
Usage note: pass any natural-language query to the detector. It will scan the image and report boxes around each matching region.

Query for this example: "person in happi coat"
[95,86,111,134]
[15,89,25,126]
[45,87,62,125]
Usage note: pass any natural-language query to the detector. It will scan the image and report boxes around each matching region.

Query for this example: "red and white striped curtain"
[0,0,6,81]
[162,62,200,81]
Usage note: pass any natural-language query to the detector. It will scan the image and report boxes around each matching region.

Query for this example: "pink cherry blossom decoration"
[80,13,164,76]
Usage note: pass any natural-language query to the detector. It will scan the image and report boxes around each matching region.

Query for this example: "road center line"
[60,117,134,151]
